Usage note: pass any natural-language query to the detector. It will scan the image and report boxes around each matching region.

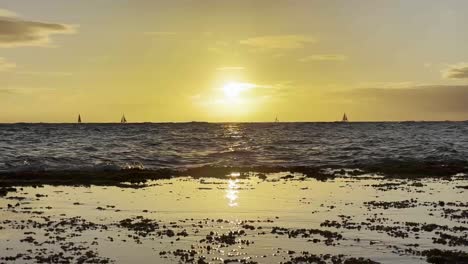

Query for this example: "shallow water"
[1,173,466,263]
[1,122,468,172]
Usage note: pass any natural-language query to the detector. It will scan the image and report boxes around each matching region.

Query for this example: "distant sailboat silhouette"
[342,113,349,122]
[275,116,279,123]
[77,114,82,123]
[121,114,127,124]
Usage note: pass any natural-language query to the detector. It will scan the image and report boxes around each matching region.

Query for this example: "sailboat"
[275,116,279,123]
[342,113,349,122]
[121,114,127,124]
[77,114,82,123]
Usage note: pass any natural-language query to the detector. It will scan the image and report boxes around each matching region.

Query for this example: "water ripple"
[0,122,467,172]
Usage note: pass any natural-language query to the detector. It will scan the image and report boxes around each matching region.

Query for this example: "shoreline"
[1,161,467,189]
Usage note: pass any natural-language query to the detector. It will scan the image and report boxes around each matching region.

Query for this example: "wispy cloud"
[144,31,178,36]
[442,62,468,79]
[0,57,16,71]
[423,62,432,68]
[0,88,15,95]
[0,86,58,96]
[216,66,245,71]
[0,8,17,17]
[240,35,316,50]
[328,85,468,118]
[299,54,347,62]
[15,71,72,76]
[0,12,76,48]
[353,81,416,89]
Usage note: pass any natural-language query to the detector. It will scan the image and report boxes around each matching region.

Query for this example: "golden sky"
[1,0,468,122]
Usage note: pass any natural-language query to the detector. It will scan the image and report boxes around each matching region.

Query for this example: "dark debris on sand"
[1,202,468,264]
[271,226,343,246]
[0,215,111,263]
[282,252,380,264]
[422,249,468,264]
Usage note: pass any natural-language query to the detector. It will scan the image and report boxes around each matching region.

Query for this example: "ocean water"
[1,123,467,263]
[1,122,467,173]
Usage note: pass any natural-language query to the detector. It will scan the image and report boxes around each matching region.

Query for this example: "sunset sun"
[222,82,254,100]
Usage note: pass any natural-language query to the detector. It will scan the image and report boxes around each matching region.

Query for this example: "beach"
[0,123,467,263]
[1,171,467,263]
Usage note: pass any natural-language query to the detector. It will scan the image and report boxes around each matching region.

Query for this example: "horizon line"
[0,120,467,124]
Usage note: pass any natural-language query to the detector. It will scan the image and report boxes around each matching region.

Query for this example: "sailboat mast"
[342,113,348,122]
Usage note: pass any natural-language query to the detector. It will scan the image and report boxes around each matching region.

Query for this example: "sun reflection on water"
[229,172,240,177]
[225,179,239,207]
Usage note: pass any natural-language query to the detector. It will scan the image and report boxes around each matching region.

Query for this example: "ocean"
[1,122,467,174]
[1,122,468,263]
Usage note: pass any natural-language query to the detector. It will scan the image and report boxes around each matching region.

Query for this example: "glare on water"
[225,179,239,207]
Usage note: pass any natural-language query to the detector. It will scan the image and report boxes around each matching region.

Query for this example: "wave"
[1,122,468,179]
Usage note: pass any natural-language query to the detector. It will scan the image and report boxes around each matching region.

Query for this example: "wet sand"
[0,172,467,263]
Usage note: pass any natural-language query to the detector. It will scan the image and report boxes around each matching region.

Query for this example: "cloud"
[0,87,27,96]
[240,35,316,50]
[216,66,245,71]
[329,85,468,118]
[442,62,468,79]
[423,62,432,68]
[353,81,416,89]
[144,31,177,36]
[0,8,17,17]
[15,71,72,76]
[0,57,16,71]
[0,14,76,48]
[299,54,347,62]
[0,88,14,94]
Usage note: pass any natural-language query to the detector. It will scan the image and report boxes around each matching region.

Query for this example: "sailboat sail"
[275,116,279,122]
[121,114,127,123]
[78,114,82,123]
[342,113,348,122]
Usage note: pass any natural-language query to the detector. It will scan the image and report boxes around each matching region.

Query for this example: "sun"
[222,82,254,100]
